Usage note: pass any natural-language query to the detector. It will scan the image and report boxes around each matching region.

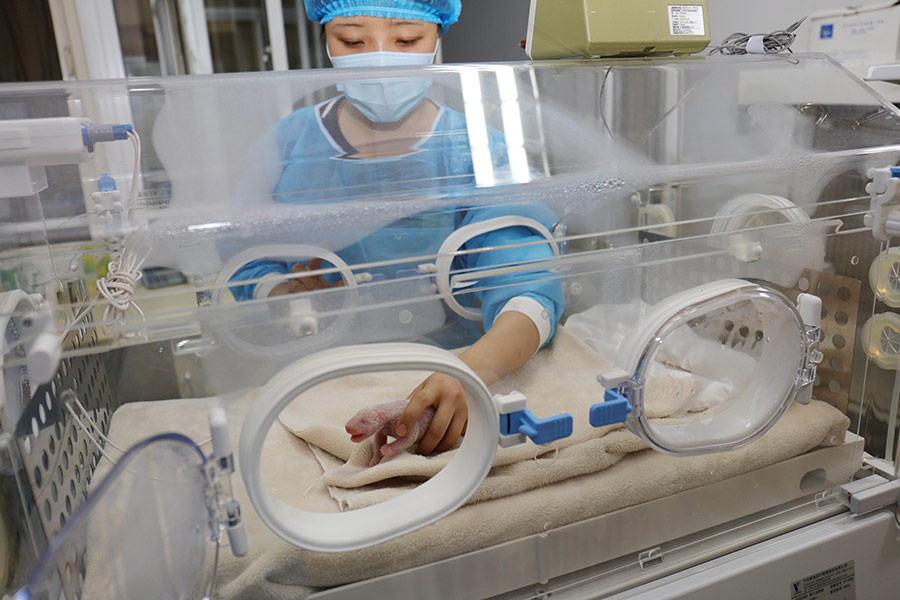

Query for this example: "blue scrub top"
[230,96,564,345]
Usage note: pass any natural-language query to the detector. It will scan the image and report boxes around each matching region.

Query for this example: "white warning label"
[668,5,706,36]
[790,561,856,600]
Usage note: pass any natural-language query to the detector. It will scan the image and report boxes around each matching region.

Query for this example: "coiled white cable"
[70,130,147,334]
[709,17,806,55]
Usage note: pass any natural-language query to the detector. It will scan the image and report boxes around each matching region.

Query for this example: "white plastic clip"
[746,35,767,55]
[866,167,900,240]
[289,297,318,337]
[598,368,631,389]
[495,391,529,448]
[795,293,823,405]
[797,293,822,329]
[20,307,61,386]
[208,408,249,557]
[728,234,763,263]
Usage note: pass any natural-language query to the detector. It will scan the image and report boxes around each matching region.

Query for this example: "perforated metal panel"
[3,280,119,597]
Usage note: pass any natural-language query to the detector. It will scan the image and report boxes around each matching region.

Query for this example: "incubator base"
[604,509,900,600]
[307,432,863,600]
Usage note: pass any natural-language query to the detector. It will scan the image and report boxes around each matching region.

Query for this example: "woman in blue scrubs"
[231,0,564,455]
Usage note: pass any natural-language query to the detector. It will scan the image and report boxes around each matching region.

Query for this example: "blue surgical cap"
[304,0,461,31]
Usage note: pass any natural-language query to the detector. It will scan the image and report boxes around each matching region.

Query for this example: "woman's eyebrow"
[331,22,365,29]
[392,20,427,27]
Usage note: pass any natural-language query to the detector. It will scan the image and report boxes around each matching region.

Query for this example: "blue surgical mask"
[328,48,437,123]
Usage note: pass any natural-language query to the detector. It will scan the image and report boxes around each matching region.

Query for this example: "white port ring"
[207,244,359,359]
[239,343,499,552]
[211,244,358,305]
[435,217,561,322]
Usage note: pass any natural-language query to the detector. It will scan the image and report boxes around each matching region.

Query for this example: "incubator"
[2,53,900,599]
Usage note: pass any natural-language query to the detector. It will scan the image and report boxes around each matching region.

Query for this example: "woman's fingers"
[434,410,467,453]
[418,396,455,455]
[397,385,433,439]
[286,259,345,291]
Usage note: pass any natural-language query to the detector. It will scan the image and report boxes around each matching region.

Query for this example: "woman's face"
[325,15,440,57]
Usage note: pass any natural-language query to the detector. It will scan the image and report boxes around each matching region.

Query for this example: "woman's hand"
[395,310,544,456]
[268,258,345,296]
[397,372,468,455]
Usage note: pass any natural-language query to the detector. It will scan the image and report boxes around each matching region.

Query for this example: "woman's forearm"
[459,311,542,386]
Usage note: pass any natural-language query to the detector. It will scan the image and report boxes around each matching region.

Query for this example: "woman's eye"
[397,39,421,46]
[342,40,364,47]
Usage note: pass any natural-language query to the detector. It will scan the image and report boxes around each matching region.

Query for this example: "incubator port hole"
[799,468,828,494]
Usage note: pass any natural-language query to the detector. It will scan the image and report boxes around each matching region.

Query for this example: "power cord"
[709,17,806,55]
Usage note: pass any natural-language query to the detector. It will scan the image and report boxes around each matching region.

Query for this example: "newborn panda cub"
[345,399,435,466]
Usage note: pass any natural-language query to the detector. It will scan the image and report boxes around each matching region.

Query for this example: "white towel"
[223,399,850,595]
[101,383,850,598]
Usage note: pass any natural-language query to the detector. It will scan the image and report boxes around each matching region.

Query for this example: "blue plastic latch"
[97,173,117,192]
[589,389,632,427]
[500,409,573,445]
[889,166,900,178]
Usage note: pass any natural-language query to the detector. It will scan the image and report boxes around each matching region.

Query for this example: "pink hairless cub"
[345,399,436,466]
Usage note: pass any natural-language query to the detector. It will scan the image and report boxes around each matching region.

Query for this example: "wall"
[442,0,531,63]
